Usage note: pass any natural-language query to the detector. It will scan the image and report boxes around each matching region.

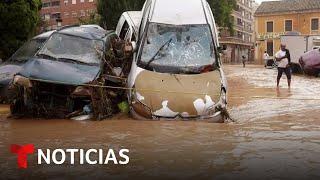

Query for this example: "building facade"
[220,0,255,63]
[40,0,97,31]
[254,0,320,64]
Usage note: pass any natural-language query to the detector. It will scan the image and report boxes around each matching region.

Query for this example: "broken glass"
[139,23,216,73]
[38,33,103,65]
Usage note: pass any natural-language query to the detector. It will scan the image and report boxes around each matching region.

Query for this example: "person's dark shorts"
[277,67,291,80]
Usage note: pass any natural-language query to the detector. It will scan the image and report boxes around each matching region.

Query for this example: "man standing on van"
[275,44,291,88]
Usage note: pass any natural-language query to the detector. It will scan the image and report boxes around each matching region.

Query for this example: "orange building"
[40,0,97,31]
[254,0,320,64]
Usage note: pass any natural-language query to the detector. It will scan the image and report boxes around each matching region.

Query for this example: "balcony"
[219,36,253,46]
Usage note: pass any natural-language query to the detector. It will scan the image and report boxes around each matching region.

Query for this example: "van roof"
[150,0,207,25]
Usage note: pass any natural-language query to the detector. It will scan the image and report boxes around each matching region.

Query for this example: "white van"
[116,0,228,122]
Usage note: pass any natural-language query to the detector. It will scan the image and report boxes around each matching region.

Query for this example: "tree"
[78,13,101,25]
[97,0,145,30]
[0,0,42,60]
[96,0,236,33]
[208,0,237,35]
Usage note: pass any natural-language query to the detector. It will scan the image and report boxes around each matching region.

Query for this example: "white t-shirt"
[263,53,269,60]
[275,50,288,68]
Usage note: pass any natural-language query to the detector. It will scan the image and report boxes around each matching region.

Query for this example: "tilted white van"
[116,0,228,122]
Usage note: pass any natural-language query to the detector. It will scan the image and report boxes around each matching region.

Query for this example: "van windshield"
[138,23,216,73]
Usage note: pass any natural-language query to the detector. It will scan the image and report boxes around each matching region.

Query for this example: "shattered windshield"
[38,33,104,65]
[139,23,216,73]
[11,39,46,62]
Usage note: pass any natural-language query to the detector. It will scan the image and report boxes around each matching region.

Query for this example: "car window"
[125,28,133,41]
[119,21,130,40]
[10,39,46,62]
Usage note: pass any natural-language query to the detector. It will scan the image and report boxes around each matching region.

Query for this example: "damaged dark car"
[9,26,128,120]
[0,31,54,102]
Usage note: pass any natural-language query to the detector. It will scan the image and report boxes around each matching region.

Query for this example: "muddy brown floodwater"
[0,65,320,180]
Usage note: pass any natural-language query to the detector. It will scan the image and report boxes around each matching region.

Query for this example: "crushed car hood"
[18,58,100,85]
[134,70,222,117]
[0,62,23,86]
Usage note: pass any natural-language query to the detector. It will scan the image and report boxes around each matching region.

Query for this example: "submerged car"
[117,0,228,122]
[299,49,320,76]
[10,25,119,118]
[0,31,54,101]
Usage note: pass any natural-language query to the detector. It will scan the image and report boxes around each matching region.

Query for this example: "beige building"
[254,0,320,64]
[220,0,255,63]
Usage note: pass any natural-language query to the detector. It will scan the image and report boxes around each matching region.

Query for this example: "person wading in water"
[275,44,291,88]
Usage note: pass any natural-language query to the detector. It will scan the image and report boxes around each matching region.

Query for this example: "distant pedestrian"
[263,51,270,67]
[242,55,246,68]
[275,44,291,88]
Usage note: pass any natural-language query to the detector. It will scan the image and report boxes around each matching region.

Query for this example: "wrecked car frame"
[9,26,130,120]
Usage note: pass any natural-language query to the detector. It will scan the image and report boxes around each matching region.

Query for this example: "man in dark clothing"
[275,44,291,88]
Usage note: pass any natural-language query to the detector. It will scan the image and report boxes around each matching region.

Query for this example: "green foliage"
[78,13,101,25]
[97,0,145,30]
[97,0,236,33]
[0,0,42,60]
[208,0,237,35]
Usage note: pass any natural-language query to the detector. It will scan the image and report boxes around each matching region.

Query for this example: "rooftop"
[255,0,320,16]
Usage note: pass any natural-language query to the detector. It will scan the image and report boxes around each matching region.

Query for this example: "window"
[51,13,61,19]
[51,1,60,6]
[89,0,94,2]
[311,18,319,31]
[72,0,76,4]
[139,23,215,73]
[80,0,84,2]
[266,21,273,33]
[119,21,129,40]
[267,40,273,56]
[42,2,50,8]
[285,20,292,31]
[64,12,69,17]
[80,10,85,17]
[44,14,51,20]
[72,11,77,17]
[237,18,242,26]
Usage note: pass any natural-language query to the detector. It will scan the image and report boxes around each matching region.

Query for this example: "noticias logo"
[11,144,130,169]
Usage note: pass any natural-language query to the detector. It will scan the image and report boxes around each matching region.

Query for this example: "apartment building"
[220,0,255,63]
[254,0,320,64]
[40,0,97,31]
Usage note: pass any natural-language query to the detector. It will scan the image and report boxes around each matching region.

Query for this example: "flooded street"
[1,65,319,179]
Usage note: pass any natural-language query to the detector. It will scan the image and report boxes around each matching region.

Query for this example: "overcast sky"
[255,0,276,4]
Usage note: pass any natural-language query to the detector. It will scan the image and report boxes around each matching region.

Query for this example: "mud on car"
[9,26,130,119]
